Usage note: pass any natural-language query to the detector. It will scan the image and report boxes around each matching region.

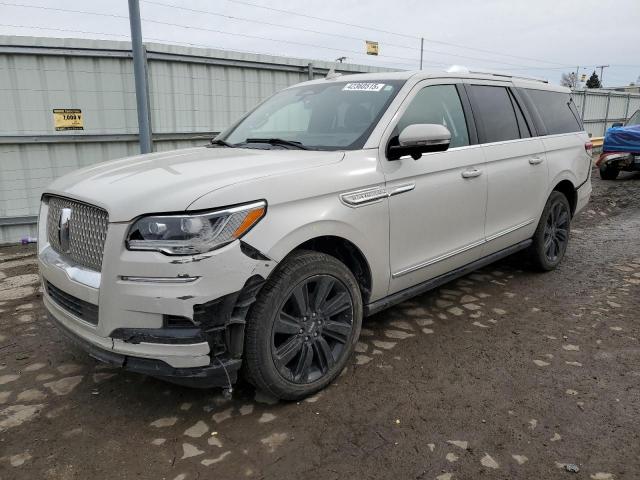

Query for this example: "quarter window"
[395,85,470,148]
[467,85,520,143]
[524,89,582,135]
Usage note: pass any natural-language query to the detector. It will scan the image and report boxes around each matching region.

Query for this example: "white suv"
[38,69,592,400]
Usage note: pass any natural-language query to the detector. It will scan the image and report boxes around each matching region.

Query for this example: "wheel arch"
[263,221,380,305]
[294,235,373,305]
[552,179,577,216]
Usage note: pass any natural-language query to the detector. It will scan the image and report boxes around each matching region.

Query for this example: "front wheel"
[599,164,619,180]
[243,250,362,400]
[528,191,571,271]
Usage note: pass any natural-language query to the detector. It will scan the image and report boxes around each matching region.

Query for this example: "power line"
[0,23,131,39]
[0,23,420,69]
[138,16,441,66]
[222,0,570,67]
[139,0,570,70]
[141,0,420,52]
[0,1,129,19]
[223,0,418,41]
[0,1,432,66]
[3,1,635,73]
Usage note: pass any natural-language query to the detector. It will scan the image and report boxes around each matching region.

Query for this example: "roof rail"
[446,65,548,84]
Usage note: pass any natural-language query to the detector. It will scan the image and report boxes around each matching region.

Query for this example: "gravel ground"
[0,169,639,480]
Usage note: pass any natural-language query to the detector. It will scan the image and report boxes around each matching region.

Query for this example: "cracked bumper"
[44,291,212,368]
[38,209,276,382]
[47,302,241,388]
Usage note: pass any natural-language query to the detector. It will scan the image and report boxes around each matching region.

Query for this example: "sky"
[1,0,639,87]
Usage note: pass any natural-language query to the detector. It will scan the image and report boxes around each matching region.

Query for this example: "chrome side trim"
[40,246,101,289]
[392,238,485,279]
[485,218,535,242]
[340,183,415,208]
[340,185,388,208]
[392,219,536,279]
[389,183,416,196]
[120,276,199,283]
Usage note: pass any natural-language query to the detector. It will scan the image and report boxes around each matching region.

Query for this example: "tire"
[599,164,619,180]
[528,191,571,271]
[243,250,362,400]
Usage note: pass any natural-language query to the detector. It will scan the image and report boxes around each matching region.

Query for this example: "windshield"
[627,109,640,126]
[222,80,406,150]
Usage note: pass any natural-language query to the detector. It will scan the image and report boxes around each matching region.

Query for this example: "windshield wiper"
[209,138,234,148]
[244,138,309,150]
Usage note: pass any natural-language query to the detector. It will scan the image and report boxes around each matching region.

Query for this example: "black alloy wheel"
[243,250,362,400]
[543,200,570,263]
[528,191,572,271]
[271,274,354,384]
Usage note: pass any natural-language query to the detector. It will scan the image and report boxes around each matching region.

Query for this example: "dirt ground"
[0,169,639,480]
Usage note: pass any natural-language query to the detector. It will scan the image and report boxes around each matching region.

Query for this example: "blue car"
[596,109,640,179]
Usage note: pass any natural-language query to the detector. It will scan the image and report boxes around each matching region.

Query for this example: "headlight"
[126,201,266,255]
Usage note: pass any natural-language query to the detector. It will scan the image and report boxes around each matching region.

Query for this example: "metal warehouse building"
[1,35,639,243]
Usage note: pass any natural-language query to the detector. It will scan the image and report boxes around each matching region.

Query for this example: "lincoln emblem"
[58,207,72,253]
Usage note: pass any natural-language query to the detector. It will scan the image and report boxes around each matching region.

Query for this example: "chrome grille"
[46,196,109,271]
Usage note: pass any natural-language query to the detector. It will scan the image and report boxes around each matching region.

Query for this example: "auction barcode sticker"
[342,83,386,92]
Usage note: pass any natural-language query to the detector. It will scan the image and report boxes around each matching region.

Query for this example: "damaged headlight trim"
[126,200,267,255]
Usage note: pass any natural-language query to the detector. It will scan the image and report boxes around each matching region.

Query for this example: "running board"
[364,239,532,316]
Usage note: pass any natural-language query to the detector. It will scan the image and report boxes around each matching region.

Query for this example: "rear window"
[525,89,582,135]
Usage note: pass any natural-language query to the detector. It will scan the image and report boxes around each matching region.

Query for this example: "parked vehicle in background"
[596,109,640,179]
[38,69,592,400]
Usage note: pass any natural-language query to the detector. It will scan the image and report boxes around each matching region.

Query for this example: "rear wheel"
[243,250,362,400]
[528,191,571,271]
[599,164,619,180]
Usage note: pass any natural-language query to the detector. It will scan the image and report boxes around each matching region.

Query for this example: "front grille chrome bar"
[46,196,109,272]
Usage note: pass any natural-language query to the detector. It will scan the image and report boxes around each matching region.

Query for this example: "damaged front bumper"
[38,219,276,387]
[596,152,640,171]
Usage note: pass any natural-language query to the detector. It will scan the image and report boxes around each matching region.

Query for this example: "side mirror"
[611,122,624,128]
[387,124,452,160]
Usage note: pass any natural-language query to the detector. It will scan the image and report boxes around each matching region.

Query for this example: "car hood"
[45,146,344,221]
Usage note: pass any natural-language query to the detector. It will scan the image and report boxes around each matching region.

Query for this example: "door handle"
[461,168,482,179]
[529,156,544,165]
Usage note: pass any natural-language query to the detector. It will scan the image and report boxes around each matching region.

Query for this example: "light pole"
[596,64,610,87]
[128,0,153,154]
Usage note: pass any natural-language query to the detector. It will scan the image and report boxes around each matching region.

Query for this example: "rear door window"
[467,85,520,143]
[524,89,582,135]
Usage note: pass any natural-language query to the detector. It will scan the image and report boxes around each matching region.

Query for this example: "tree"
[560,72,577,89]
[586,71,602,89]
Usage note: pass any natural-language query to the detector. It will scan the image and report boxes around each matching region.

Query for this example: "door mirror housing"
[611,122,624,128]
[387,124,452,160]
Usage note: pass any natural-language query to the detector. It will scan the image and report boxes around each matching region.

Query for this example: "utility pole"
[128,0,153,154]
[596,64,609,87]
[419,37,424,70]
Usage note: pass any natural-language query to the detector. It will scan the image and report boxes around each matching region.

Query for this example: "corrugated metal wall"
[572,89,640,137]
[0,36,392,243]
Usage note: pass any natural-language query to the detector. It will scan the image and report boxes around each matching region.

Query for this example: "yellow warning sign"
[53,109,83,131]
[366,40,379,56]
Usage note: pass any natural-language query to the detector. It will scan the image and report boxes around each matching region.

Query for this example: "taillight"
[584,141,593,156]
